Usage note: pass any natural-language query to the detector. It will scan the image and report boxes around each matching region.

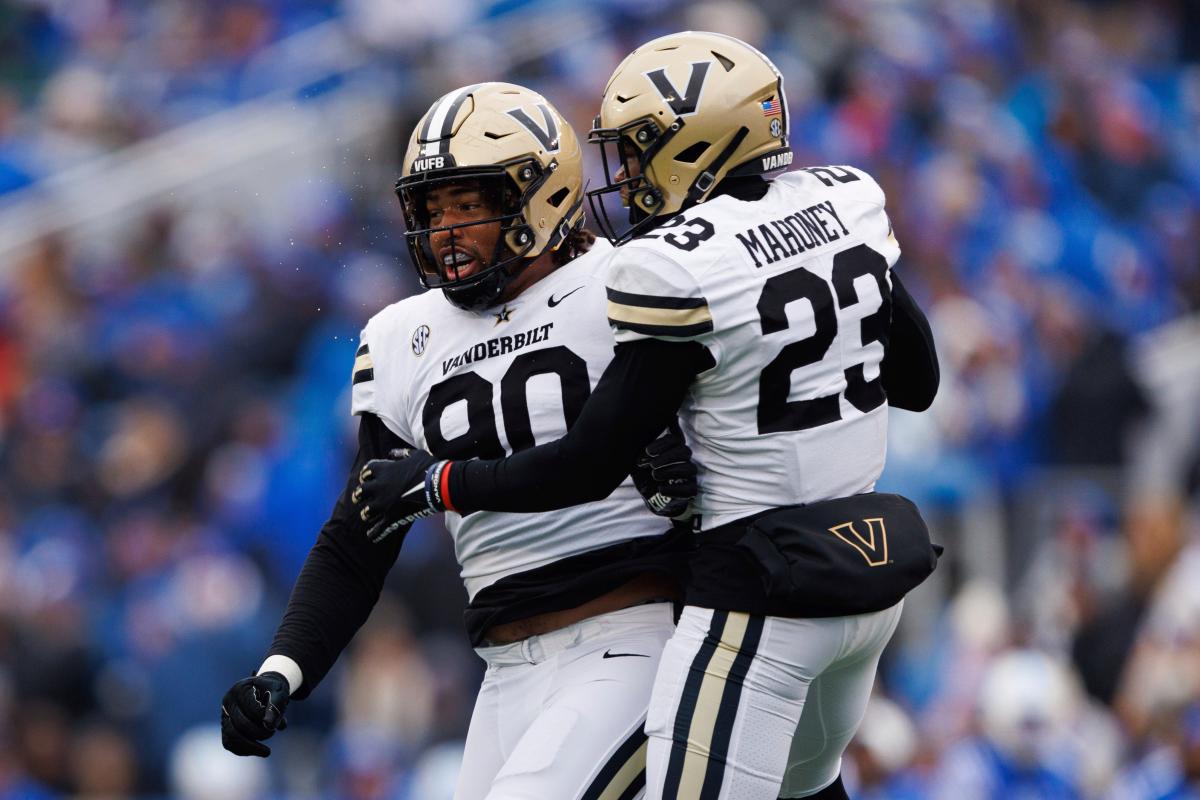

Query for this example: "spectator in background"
[169,725,269,800]
[333,601,436,766]
[843,696,927,800]
[69,721,139,800]
[1109,703,1200,800]
[932,650,1088,800]
[1042,286,1150,470]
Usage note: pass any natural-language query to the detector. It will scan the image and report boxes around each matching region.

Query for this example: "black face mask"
[587,115,762,245]
[396,165,541,310]
[585,119,679,245]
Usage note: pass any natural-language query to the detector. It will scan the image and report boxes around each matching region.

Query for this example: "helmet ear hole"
[674,141,711,164]
[547,187,570,208]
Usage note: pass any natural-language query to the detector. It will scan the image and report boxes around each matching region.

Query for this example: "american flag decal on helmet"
[761,98,782,117]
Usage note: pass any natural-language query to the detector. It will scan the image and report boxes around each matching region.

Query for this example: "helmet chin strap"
[684,126,749,205]
[443,268,511,310]
[442,233,527,311]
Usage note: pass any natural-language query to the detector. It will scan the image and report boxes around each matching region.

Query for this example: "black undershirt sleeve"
[883,271,940,412]
[449,338,710,514]
[266,413,410,700]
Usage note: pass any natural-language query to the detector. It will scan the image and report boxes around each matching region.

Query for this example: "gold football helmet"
[587,31,791,243]
[396,82,584,309]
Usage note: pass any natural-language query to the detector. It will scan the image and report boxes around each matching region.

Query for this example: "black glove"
[353,447,445,543]
[220,671,291,757]
[631,423,697,519]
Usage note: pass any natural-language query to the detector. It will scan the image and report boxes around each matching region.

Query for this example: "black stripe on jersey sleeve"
[607,286,713,336]
[606,287,708,310]
[352,341,374,384]
[609,318,715,338]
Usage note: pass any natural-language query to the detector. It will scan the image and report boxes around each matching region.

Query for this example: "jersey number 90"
[423,346,592,459]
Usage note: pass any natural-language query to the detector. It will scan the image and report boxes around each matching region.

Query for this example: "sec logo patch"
[412,324,431,356]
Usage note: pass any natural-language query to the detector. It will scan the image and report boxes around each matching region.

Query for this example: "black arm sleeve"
[883,272,940,412]
[449,338,710,513]
[265,413,410,700]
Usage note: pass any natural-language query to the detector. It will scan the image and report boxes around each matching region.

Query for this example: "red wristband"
[439,460,458,513]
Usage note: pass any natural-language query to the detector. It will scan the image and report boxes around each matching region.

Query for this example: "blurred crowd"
[0,0,342,194]
[1,0,1199,798]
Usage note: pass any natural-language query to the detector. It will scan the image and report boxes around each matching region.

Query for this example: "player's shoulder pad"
[781,164,887,207]
[610,206,731,267]
[606,246,713,340]
[350,292,437,414]
[361,289,446,350]
[559,235,615,281]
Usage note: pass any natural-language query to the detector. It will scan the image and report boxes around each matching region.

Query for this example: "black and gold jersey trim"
[606,288,713,337]
[662,610,765,799]
[580,719,648,800]
[352,343,374,385]
[607,288,708,310]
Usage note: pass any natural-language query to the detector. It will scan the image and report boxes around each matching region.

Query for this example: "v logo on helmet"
[645,61,711,116]
[506,105,560,152]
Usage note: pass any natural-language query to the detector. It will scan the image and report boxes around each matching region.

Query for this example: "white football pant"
[455,603,676,800]
[643,602,903,799]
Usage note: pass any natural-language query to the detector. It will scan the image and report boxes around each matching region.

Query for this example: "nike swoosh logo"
[602,649,650,659]
[548,286,585,307]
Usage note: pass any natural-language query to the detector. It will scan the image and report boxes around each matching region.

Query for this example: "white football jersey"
[352,242,666,600]
[607,166,900,529]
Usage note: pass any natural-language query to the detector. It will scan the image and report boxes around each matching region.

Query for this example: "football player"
[362,34,942,800]
[220,83,699,800]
